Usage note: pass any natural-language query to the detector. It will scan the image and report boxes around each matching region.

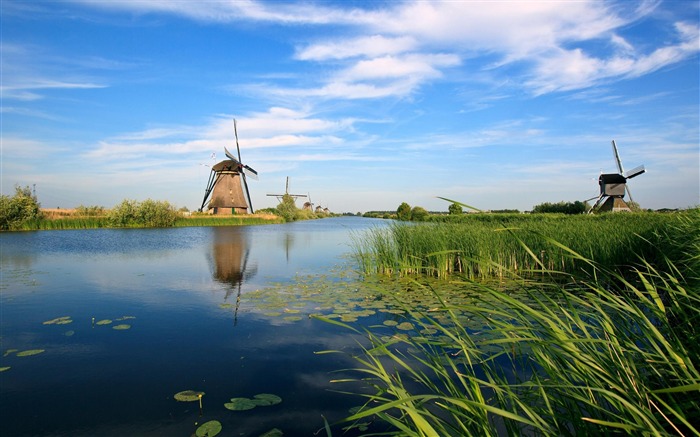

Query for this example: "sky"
[1,0,699,213]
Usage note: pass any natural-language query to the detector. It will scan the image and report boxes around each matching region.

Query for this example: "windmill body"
[588,140,645,213]
[199,120,258,214]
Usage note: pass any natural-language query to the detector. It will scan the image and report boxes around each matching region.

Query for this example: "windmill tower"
[199,119,258,214]
[588,140,646,213]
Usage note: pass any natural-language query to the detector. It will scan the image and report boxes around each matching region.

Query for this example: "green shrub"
[0,185,42,230]
[410,206,429,221]
[108,199,178,227]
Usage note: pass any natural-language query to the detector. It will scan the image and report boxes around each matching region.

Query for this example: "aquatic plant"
[195,420,222,437]
[352,210,694,280]
[322,213,700,436]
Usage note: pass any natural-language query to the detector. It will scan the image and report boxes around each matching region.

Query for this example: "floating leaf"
[219,303,234,309]
[116,316,136,321]
[396,322,414,331]
[0,367,10,372]
[4,349,18,357]
[259,428,283,437]
[96,319,112,325]
[17,349,45,357]
[382,320,398,327]
[64,330,75,336]
[113,324,131,330]
[252,393,282,406]
[224,397,257,411]
[174,390,205,402]
[196,420,222,437]
[43,316,72,325]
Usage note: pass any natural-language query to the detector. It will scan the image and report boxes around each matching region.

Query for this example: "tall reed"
[353,211,689,279]
[323,210,699,436]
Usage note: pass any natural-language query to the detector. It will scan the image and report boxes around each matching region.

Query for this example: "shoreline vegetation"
[0,187,334,231]
[329,206,699,435]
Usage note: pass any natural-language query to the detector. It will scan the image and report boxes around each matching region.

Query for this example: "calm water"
[0,217,391,436]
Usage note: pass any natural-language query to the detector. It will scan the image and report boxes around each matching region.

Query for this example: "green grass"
[10,214,284,230]
[353,210,695,280]
[323,209,700,436]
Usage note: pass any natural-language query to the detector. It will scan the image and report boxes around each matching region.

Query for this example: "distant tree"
[448,202,463,215]
[397,202,412,221]
[410,206,429,221]
[532,201,587,215]
[0,185,42,230]
[276,194,298,222]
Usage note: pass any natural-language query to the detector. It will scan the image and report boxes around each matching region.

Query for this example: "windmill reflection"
[210,227,257,325]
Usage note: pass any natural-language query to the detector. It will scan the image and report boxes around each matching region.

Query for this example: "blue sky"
[2,0,698,213]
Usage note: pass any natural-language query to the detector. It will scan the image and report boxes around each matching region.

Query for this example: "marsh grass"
[324,209,699,436]
[353,211,690,280]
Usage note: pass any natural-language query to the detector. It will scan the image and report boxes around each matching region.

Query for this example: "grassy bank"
[324,209,699,435]
[11,210,284,230]
[353,210,697,279]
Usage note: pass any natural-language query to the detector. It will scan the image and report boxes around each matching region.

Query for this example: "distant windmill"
[587,140,646,213]
[267,176,307,203]
[302,193,314,211]
[199,119,258,214]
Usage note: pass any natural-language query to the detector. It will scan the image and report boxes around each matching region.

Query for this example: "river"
[0,217,391,436]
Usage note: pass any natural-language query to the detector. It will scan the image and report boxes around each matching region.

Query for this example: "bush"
[410,206,429,221]
[75,205,106,216]
[108,199,178,227]
[0,185,42,230]
[532,200,588,214]
[448,202,463,215]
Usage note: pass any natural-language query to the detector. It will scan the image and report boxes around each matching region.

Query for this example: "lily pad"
[195,420,222,437]
[4,349,18,357]
[396,322,415,331]
[259,428,283,437]
[224,397,257,411]
[0,367,10,372]
[116,316,136,321]
[64,330,75,336]
[252,393,282,406]
[95,319,112,325]
[112,324,131,330]
[174,390,205,402]
[17,349,45,357]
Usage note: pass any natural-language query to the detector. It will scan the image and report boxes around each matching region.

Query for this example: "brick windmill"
[199,119,258,214]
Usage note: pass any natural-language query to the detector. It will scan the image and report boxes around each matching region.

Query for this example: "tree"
[410,206,429,221]
[0,185,42,230]
[276,194,298,222]
[532,201,587,215]
[448,202,463,215]
[396,202,412,221]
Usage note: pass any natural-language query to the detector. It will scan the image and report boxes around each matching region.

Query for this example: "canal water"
[0,217,391,436]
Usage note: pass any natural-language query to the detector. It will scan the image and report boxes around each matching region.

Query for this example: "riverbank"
[8,208,285,230]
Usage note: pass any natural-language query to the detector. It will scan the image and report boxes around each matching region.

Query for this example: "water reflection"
[209,227,258,324]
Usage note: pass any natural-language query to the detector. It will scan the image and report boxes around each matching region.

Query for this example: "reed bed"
[353,211,691,279]
[326,210,699,436]
[175,215,284,227]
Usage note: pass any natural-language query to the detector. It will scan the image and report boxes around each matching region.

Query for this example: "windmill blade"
[611,140,625,175]
[624,165,645,179]
[224,146,241,165]
[243,164,258,180]
[625,185,635,204]
[234,119,243,163]
[241,172,254,213]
